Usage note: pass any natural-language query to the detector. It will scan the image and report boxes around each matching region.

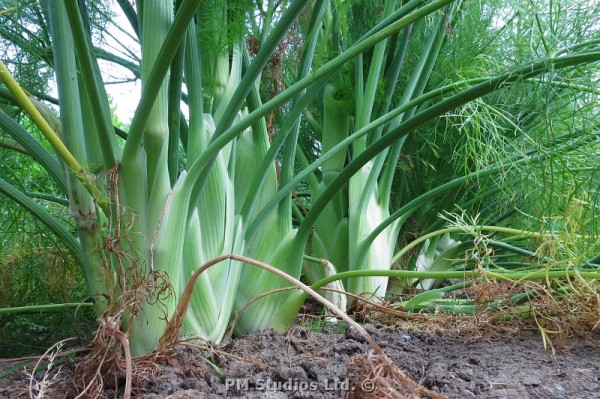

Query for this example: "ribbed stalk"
[63,0,119,170]
[124,1,177,357]
[378,8,449,209]
[141,0,172,197]
[183,21,205,163]
[349,0,397,295]
[231,1,326,334]
[129,171,187,356]
[48,0,110,314]
[305,83,351,284]
[232,212,300,334]
[167,19,185,185]
[348,4,447,298]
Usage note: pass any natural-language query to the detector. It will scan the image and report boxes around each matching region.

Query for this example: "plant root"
[345,350,448,399]
[69,314,157,399]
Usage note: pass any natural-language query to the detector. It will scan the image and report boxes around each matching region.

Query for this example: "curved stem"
[160,254,378,350]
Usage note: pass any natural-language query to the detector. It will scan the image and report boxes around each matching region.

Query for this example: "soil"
[1,323,599,399]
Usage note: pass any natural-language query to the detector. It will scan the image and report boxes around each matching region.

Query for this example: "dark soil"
[1,324,599,398]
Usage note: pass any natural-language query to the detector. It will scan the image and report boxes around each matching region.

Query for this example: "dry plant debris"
[345,350,448,399]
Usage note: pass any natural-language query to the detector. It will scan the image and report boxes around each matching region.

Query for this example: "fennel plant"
[0,0,598,356]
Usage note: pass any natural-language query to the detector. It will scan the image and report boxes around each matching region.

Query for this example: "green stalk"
[278,0,327,212]
[0,59,108,214]
[297,51,600,247]
[64,0,119,169]
[122,0,201,163]
[261,0,275,43]
[48,0,111,314]
[167,21,185,185]
[311,269,600,292]
[116,0,139,37]
[0,303,94,315]
[186,0,454,210]
[24,192,69,206]
[354,0,396,132]
[140,0,172,198]
[183,20,204,163]
[377,9,448,209]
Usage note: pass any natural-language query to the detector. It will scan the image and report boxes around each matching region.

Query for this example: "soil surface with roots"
[1,323,599,398]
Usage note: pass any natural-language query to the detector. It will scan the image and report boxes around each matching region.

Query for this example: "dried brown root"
[69,314,157,399]
[345,350,448,399]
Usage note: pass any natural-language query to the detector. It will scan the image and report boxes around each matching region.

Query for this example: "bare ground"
[1,322,599,398]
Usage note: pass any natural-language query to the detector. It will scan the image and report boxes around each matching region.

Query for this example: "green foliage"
[0,235,94,357]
